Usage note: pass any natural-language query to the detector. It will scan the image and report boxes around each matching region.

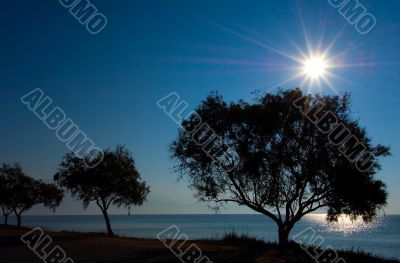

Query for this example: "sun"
[302,55,328,79]
[195,15,368,93]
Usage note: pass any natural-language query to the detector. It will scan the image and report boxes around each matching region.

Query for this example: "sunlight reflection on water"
[304,214,386,236]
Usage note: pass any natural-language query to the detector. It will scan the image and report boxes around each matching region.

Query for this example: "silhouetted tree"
[54,145,150,236]
[0,163,64,227]
[0,175,13,225]
[170,89,390,246]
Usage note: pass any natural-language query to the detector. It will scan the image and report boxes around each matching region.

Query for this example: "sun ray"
[321,24,349,58]
[262,71,306,90]
[324,71,357,87]
[283,31,309,60]
[320,73,338,94]
[196,15,348,93]
[296,0,313,57]
[192,1,389,95]
[197,17,305,64]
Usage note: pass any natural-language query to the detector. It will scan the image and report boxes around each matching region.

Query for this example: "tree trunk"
[101,208,114,236]
[278,226,290,247]
[1,206,7,225]
[16,214,22,227]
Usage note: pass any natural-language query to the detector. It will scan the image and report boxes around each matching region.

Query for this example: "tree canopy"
[54,145,150,236]
[0,163,63,226]
[170,88,390,246]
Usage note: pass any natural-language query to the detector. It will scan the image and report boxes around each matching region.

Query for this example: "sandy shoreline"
[0,225,398,263]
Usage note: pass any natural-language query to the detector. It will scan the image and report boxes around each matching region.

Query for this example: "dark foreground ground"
[0,225,398,263]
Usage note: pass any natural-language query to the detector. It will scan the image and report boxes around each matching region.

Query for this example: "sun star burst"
[194,13,381,94]
[302,55,328,79]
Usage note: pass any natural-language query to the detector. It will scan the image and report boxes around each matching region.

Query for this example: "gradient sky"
[1,0,399,215]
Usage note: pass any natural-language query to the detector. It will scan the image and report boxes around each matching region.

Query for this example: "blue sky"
[1,0,399,215]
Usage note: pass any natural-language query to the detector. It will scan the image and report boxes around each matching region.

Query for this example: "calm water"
[2,214,400,260]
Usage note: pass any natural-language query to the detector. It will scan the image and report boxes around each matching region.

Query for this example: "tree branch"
[226,171,281,224]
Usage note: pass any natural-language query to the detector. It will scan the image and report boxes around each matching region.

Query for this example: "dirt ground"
[0,225,398,263]
[0,225,261,263]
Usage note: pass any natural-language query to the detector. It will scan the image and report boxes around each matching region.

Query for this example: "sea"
[2,214,399,260]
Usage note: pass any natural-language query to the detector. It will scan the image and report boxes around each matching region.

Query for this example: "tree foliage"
[170,88,390,246]
[54,145,150,235]
[0,163,63,226]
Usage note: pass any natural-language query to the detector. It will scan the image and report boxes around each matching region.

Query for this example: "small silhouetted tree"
[170,89,390,246]
[0,175,13,225]
[54,145,150,236]
[0,163,64,227]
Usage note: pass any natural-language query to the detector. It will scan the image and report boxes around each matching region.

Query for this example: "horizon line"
[13,213,400,216]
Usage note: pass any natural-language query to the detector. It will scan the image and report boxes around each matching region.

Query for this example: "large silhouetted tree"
[54,145,150,236]
[170,88,390,246]
[0,163,64,226]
